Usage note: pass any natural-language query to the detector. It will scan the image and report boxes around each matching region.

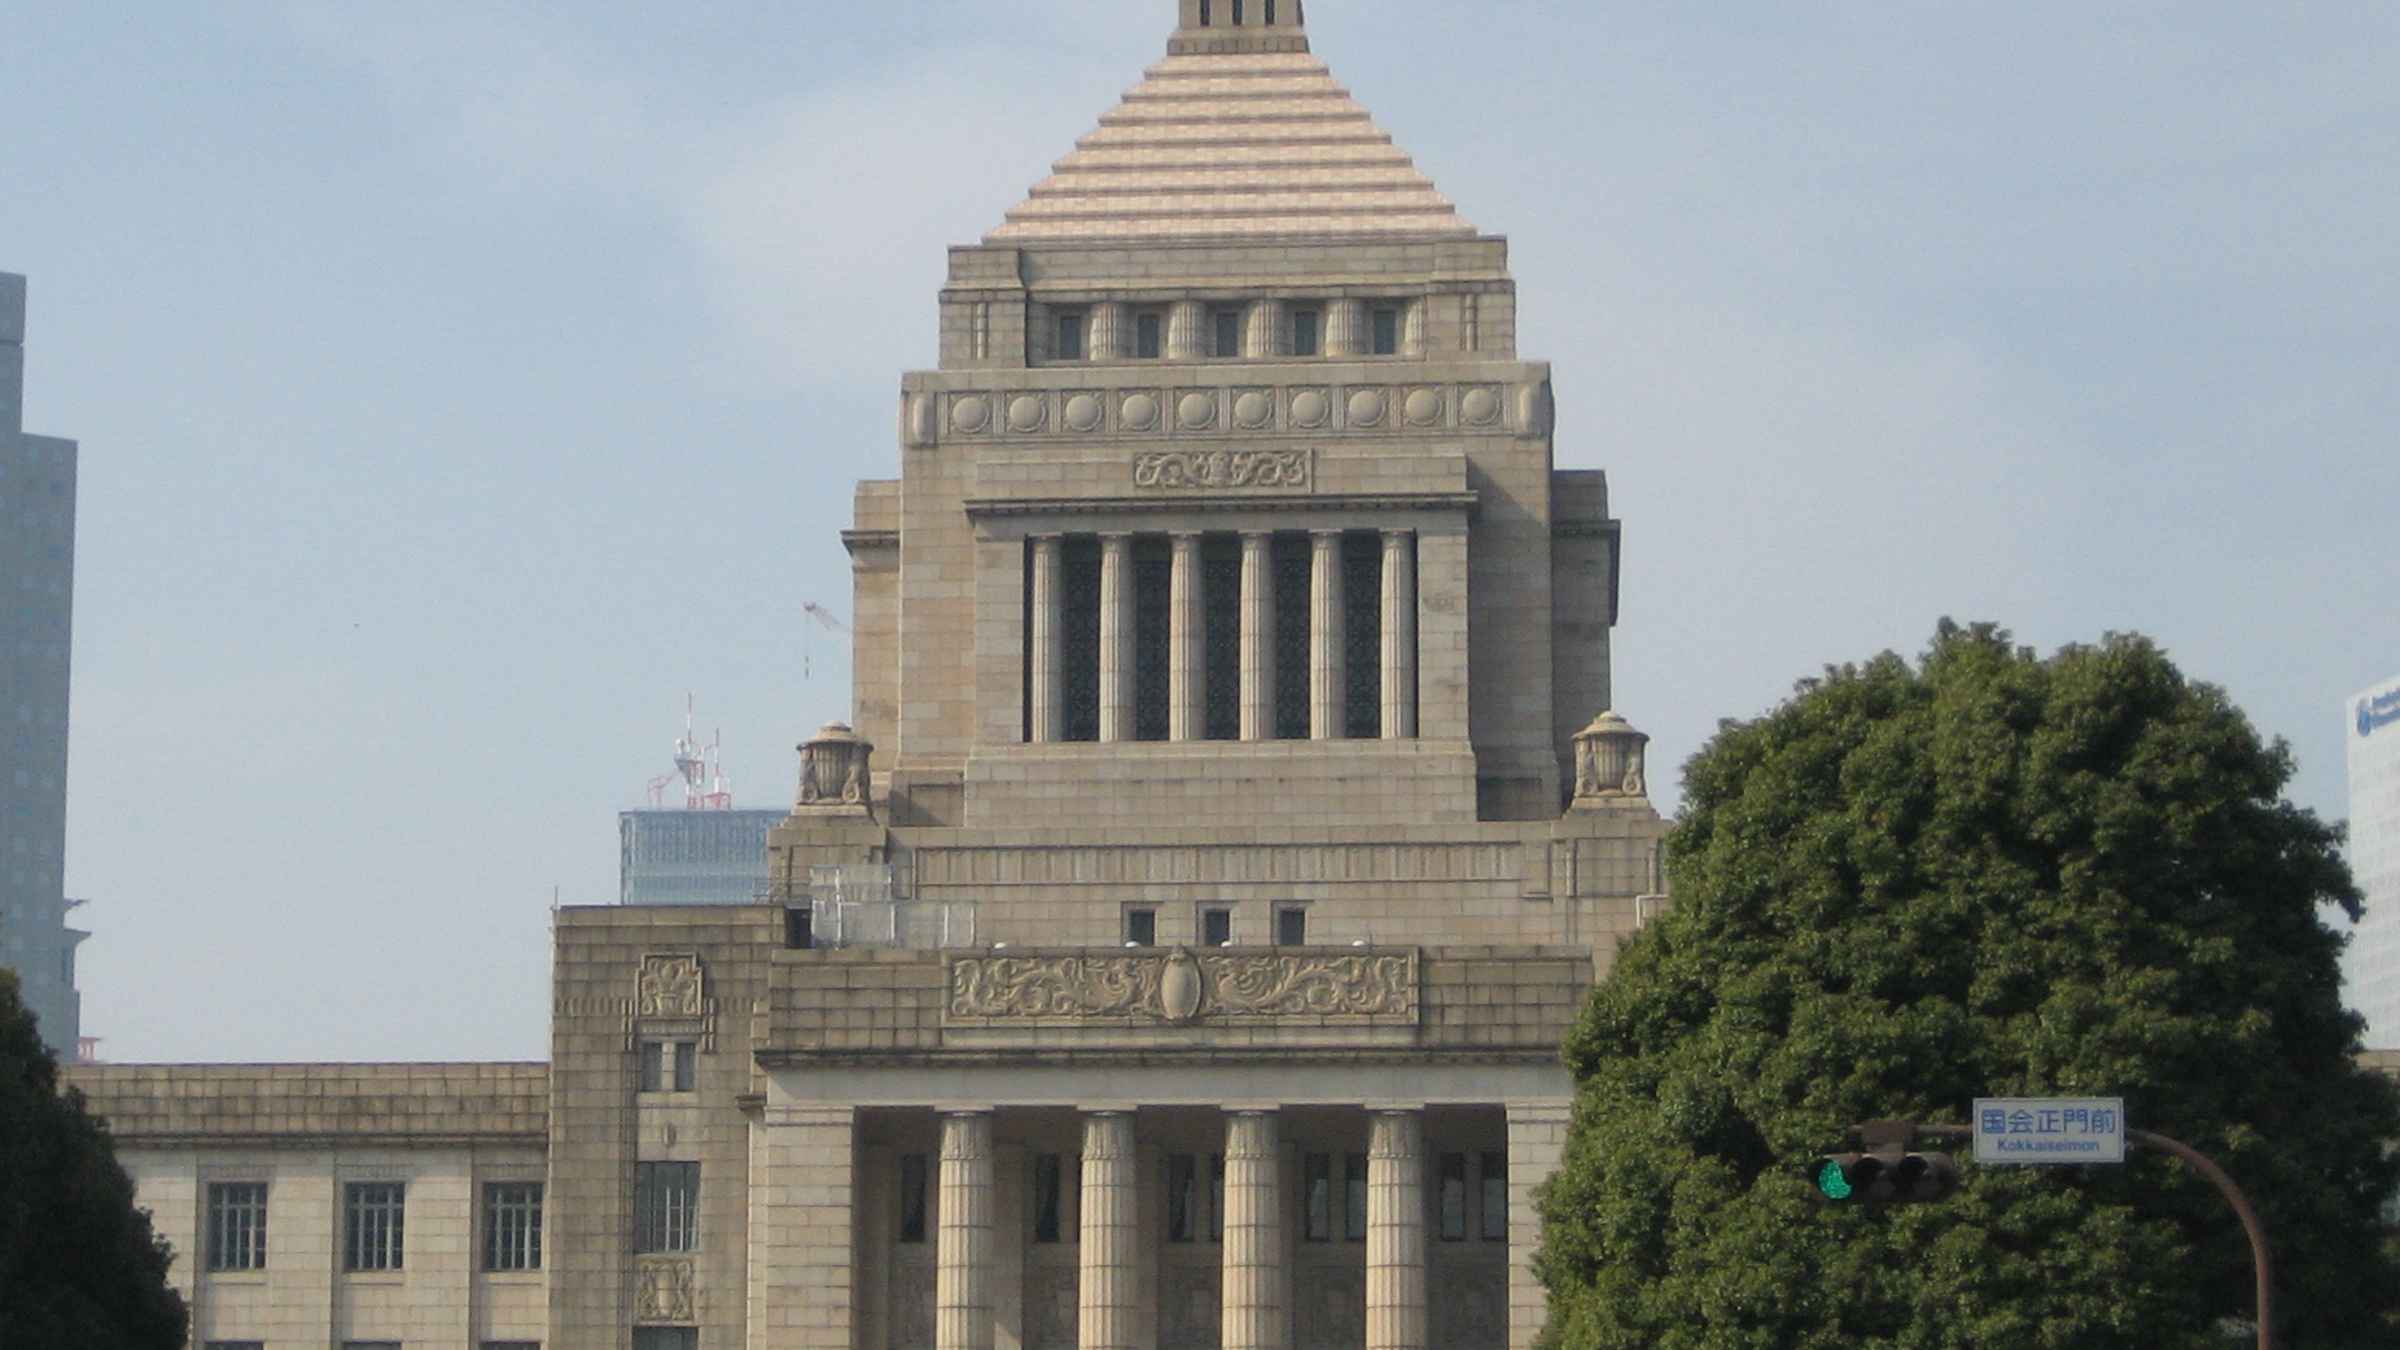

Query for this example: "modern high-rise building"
[2348,676,2400,1046]
[0,271,86,1059]
[620,809,786,906]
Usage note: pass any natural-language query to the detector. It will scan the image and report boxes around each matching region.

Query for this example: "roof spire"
[1173,0,1310,56]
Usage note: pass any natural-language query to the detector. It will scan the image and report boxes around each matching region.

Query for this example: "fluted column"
[937,1112,996,1350]
[1239,532,1276,741]
[1091,302,1126,361]
[1309,530,1346,740]
[1169,533,1204,742]
[1367,1111,1428,1350]
[1099,534,1135,743]
[1325,299,1368,357]
[1379,529,1416,740]
[1245,299,1285,358]
[1167,300,1208,360]
[1030,534,1064,743]
[1221,1111,1287,1350]
[1078,1113,1138,1350]
[1403,299,1427,357]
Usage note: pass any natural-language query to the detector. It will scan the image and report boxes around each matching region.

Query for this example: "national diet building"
[73,5,1670,1348]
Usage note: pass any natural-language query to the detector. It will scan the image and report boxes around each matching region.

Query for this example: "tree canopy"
[1537,623,2400,1348]
[0,969,186,1349]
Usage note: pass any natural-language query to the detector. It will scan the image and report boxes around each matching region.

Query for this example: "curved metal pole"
[2130,1129,2273,1350]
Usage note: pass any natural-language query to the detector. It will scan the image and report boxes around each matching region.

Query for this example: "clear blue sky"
[5,0,2395,1062]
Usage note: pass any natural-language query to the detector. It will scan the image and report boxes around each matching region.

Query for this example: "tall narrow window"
[1057,311,1086,361]
[1203,534,1242,741]
[1480,1151,1509,1241]
[1439,1153,1469,1242]
[634,1162,699,1254]
[344,1182,406,1271]
[785,905,814,950]
[1303,1152,1333,1242]
[1135,312,1164,360]
[1265,0,1277,22]
[1165,1154,1199,1243]
[1343,1153,1369,1241]
[1213,308,1244,359]
[1292,308,1321,356]
[1033,1155,1064,1244]
[1276,906,1308,947]
[1343,531,1383,739]
[1202,907,1233,947]
[1372,306,1400,356]
[1133,538,1173,741]
[206,1182,268,1272]
[673,1042,697,1093]
[1125,907,1158,947]
[899,1154,930,1244]
[1200,0,1211,26]
[1209,1153,1226,1242]
[1232,0,1245,25]
[1061,536,1103,743]
[483,1182,544,1271]
[1272,533,1311,739]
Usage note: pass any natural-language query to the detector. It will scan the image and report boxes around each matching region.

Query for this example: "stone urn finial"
[1572,711,1651,806]
[796,721,874,816]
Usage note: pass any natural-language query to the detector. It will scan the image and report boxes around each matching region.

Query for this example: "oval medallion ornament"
[1347,388,1387,426]
[1291,389,1331,428]
[905,394,937,447]
[1159,949,1205,1024]
[1064,394,1103,432]
[1178,392,1218,431]
[1122,393,1160,431]
[1007,395,1045,433]
[1461,387,1501,426]
[1404,388,1444,427]
[951,395,991,434]
[1234,391,1273,429]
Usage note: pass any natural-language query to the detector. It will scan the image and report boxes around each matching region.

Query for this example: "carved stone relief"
[1133,449,1312,492]
[635,1257,696,1323]
[635,955,705,1019]
[947,948,1418,1024]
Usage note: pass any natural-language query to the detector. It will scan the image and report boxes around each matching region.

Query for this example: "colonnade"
[1027,529,1418,745]
[933,1107,1434,1350]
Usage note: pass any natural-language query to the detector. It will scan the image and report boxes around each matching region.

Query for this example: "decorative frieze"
[946,947,1418,1025]
[913,379,1547,444]
[636,955,705,1019]
[636,1257,696,1323]
[1134,449,1313,492]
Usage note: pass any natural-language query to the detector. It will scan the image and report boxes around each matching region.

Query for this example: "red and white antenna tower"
[646,694,735,810]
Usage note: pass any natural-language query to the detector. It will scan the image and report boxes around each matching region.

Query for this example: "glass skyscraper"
[2348,676,2400,1048]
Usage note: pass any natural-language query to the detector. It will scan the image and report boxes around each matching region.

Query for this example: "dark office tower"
[1,272,85,1058]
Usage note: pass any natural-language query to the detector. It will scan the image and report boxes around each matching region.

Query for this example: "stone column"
[1030,534,1064,743]
[1167,300,1208,360]
[1379,529,1416,740]
[1246,299,1286,358]
[1309,530,1346,741]
[1078,1113,1139,1350]
[938,1111,996,1350]
[1403,299,1427,357]
[1169,532,1204,742]
[1221,1110,1287,1350]
[1099,533,1135,743]
[1325,299,1368,357]
[1091,302,1126,361]
[1239,532,1276,741]
[1367,1111,1428,1350]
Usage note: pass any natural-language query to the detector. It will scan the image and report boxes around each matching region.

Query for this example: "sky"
[4,0,2396,1063]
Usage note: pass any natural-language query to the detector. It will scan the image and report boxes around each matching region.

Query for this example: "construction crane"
[802,602,851,681]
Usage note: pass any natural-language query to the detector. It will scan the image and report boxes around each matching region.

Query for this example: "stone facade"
[68,6,1672,1347]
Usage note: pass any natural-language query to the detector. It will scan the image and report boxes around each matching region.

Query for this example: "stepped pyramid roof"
[988,26,1476,244]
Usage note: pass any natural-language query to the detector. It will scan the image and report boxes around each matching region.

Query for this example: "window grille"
[484,1182,544,1271]
[1271,534,1312,739]
[206,1182,268,1272]
[1342,532,1383,738]
[1343,1152,1369,1242]
[1203,536,1242,740]
[1060,536,1103,743]
[344,1182,406,1271]
[1132,539,1173,742]
[1480,1151,1509,1241]
[1439,1153,1469,1241]
[634,1162,699,1253]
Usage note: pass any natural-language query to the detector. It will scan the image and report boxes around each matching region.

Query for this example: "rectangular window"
[1165,1154,1199,1243]
[641,1041,696,1093]
[1292,309,1321,356]
[1344,1152,1369,1241]
[1136,312,1163,359]
[343,1343,401,1350]
[1214,308,1244,359]
[639,1041,664,1092]
[1202,907,1233,947]
[344,1182,406,1272]
[785,906,813,950]
[205,1182,268,1272]
[204,1344,264,1350]
[483,1182,544,1271]
[1275,906,1307,947]
[1439,1153,1469,1242]
[1372,306,1400,356]
[634,1162,700,1254]
[1209,1153,1226,1243]
[1033,1154,1064,1244]
[1125,907,1158,947]
[483,1343,542,1350]
[1057,312,1086,361]
[1480,1151,1509,1241]
[633,1331,698,1350]
[899,1153,930,1244]
[1303,1152,1333,1242]
[674,1042,697,1093]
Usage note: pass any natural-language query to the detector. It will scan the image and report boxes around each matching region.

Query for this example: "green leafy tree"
[0,969,186,1349]
[1538,623,2400,1348]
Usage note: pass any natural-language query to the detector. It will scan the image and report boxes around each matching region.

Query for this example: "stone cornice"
[841,529,899,553]
[964,491,1476,519]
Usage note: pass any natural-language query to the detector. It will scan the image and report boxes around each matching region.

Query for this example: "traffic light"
[1813,1150,1959,1204]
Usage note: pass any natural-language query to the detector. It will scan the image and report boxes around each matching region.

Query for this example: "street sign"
[1974,1097,2127,1165]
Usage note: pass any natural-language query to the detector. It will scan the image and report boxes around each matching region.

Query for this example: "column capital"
[1309,527,1346,541]
[1099,529,1134,543]
[1031,531,1065,543]
[1170,529,1205,544]
[1380,526,1416,544]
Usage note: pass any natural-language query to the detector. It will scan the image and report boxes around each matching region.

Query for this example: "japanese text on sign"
[1972,1097,2127,1165]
